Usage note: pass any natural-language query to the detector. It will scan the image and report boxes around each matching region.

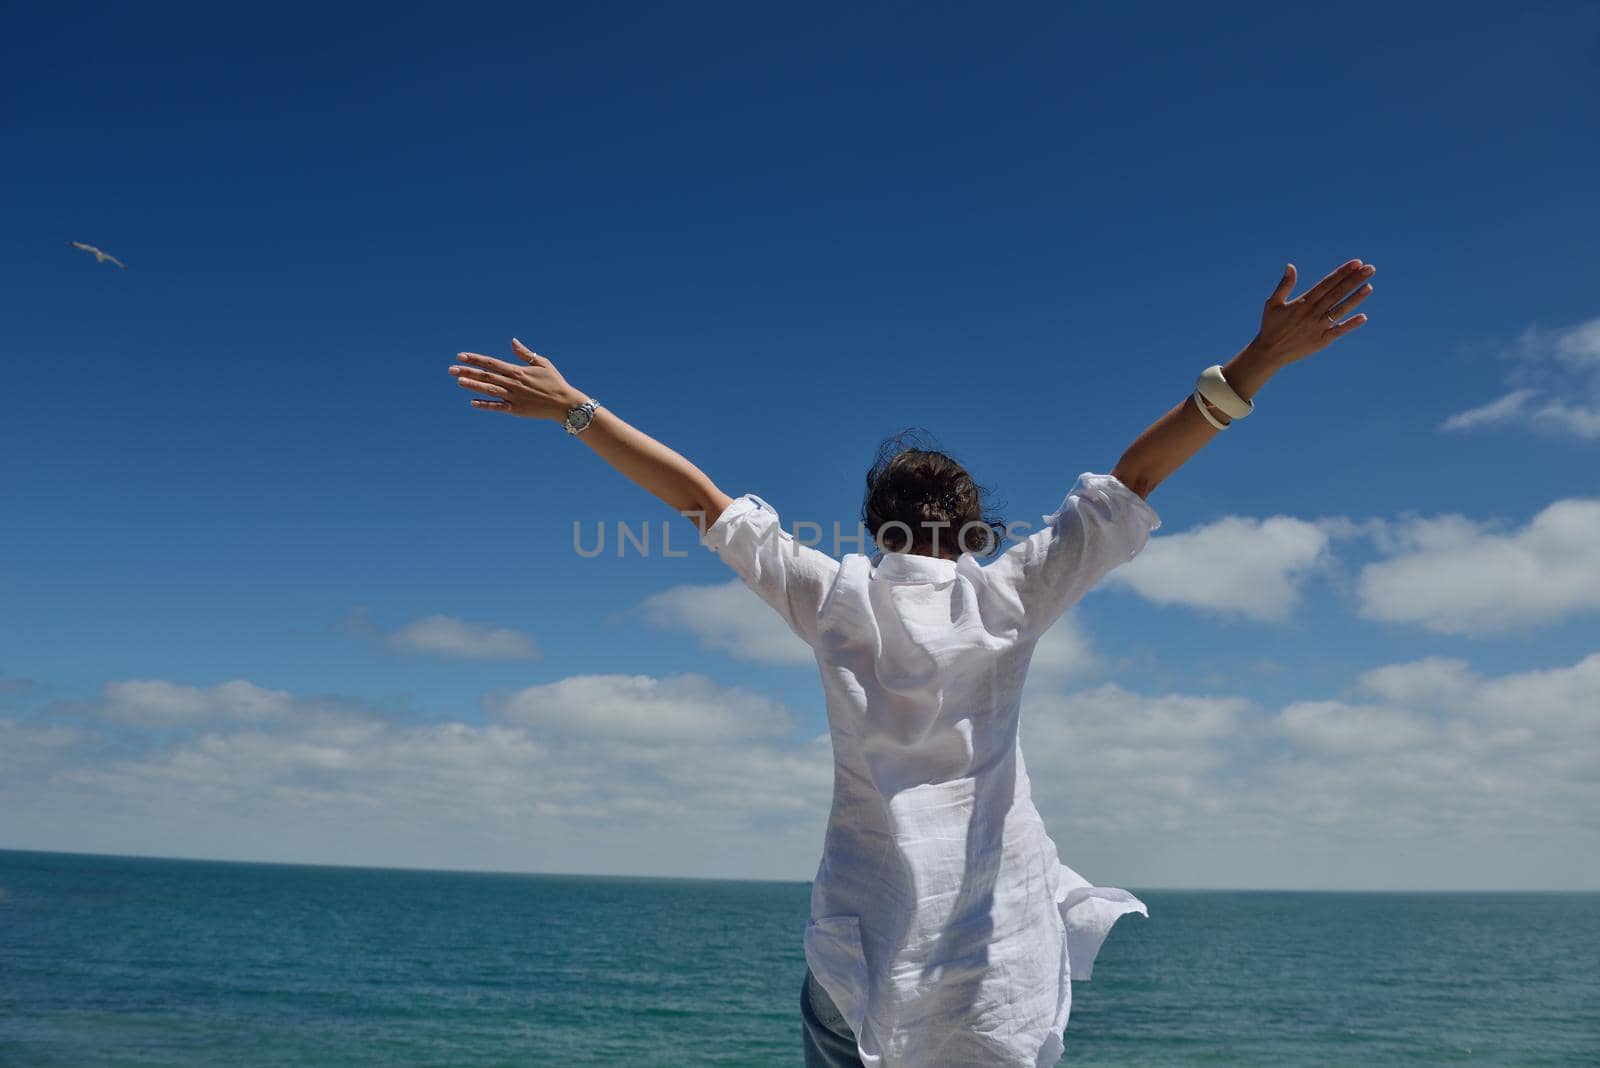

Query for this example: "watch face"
[570,407,592,429]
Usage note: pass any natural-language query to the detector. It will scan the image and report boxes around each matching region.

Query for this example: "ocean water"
[1,850,1596,1066]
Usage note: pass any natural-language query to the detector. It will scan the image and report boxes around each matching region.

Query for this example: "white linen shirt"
[703,472,1161,1067]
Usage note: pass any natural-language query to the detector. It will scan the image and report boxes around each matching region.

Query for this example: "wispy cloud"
[487,673,795,743]
[1442,318,1600,439]
[635,579,813,664]
[88,679,297,727]
[0,719,93,776]
[340,609,542,661]
[1029,612,1104,685]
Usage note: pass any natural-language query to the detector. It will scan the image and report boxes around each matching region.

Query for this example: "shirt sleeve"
[701,493,843,648]
[978,472,1161,638]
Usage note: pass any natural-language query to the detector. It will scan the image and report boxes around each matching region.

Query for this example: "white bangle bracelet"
[1192,389,1230,430]
[1196,364,1254,420]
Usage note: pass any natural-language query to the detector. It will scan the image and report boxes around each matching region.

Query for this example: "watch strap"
[564,397,599,435]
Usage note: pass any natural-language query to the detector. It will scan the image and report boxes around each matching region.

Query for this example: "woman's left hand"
[1253,259,1375,365]
[449,338,583,418]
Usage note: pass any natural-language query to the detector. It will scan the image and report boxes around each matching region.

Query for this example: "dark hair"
[862,429,1006,559]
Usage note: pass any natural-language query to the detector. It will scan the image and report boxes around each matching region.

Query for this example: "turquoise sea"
[1,849,1596,1066]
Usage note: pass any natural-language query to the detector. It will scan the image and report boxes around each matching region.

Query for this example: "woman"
[448,258,1375,1067]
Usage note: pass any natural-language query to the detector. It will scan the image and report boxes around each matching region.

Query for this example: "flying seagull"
[70,241,126,269]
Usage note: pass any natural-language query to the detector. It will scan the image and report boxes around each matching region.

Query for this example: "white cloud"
[1275,700,1436,756]
[388,615,542,660]
[95,679,297,727]
[1014,653,1599,888]
[0,718,94,775]
[635,579,812,664]
[488,673,794,742]
[1029,613,1103,684]
[1106,515,1335,621]
[1442,318,1600,439]
[1415,650,1600,737]
[1353,656,1476,706]
[6,649,1597,889]
[1021,684,1259,847]
[1244,654,1600,842]
[1356,498,1600,635]
[5,673,830,880]
[1440,388,1538,432]
[339,609,542,661]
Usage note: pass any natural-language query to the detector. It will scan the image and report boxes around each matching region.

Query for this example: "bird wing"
[70,241,124,267]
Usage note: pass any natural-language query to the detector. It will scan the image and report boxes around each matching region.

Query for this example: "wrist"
[555,386,588,415]
[1222,339,1287,404]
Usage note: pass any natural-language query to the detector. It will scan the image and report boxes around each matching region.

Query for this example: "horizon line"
[2,846,1594,895]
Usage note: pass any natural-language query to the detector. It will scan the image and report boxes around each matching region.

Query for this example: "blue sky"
[3,1,1598,889]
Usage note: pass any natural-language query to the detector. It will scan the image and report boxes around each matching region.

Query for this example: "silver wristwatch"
[563,397,600,435]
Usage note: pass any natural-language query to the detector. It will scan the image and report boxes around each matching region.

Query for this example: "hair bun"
[863,431,1006,557]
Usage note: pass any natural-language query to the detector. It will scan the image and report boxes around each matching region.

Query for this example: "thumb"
[511,337,543,365]
[1266,264,1295,306]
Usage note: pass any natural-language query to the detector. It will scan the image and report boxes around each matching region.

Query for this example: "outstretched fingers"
[450,363,517,388]
[457,351,522,375]
[1324,281,1375,323]
[1323,313,1369,339]
[455,375,509,398]
[1317,268,1376,318]
[1300,259,1364,310]
[448,348,541,412]
[452,352,521,400]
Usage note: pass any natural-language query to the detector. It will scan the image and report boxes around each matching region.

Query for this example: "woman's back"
[703,473,1160,1067]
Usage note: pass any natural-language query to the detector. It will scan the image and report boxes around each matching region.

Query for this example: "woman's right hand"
[1253,258,1376,365]
[449,338,585,419]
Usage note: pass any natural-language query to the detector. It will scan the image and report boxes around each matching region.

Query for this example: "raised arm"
[1110,258,1376,499]
[450,339,734,532]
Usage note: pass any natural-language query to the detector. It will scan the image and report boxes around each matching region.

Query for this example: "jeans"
[801,967,863,1067]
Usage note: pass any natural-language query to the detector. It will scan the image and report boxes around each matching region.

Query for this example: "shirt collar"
[870,549,960,579]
